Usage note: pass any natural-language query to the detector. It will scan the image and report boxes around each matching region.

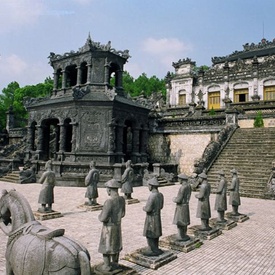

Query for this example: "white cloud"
[142,37,191,55]
[0,0,45,33]
[140,37,193,76]
[0,54,52,91]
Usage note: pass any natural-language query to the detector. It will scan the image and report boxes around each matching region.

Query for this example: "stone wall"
[239,118,275,128]
[168,133,211,175]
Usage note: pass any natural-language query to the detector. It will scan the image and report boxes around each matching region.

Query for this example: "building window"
[234,88,248,103]
[264,86,275,100]
[208,91,220,109]
[178,93,186,106]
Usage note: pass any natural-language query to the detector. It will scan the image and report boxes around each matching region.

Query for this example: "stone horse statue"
[0,189,92,275]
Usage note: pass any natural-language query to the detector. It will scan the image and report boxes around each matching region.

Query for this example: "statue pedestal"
[225,212,249,223]
[188,225,222,240]
[125,198,140,205]
[124,248,177,270]
[92,263,137,275]
[210,218,237,230]
[159,234,203,253]
[33,210,63,221]
[78,204,103,211]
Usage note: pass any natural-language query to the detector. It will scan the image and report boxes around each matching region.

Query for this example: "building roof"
[212,38,275,64]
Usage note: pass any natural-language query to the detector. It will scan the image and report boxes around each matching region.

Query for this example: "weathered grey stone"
[121,160,134,200]
[19,164,36,184]
[98,179,125,272]
[195,172,212,231]
[214,170,227,223]
[142,177,164,257]
[172,173,191,241]
[85,160,100,206]
[0,189,91,274]
[38,160,55,213]
[228,168,241,215]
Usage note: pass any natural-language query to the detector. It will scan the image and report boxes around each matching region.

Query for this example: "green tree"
[253,111,264,127]
[0,81,20,129]
[0,78,53,129]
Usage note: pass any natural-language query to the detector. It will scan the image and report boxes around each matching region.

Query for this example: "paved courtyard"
[1,180,275,274]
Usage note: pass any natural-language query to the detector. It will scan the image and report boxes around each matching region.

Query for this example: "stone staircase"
[1,171,20,183]
[207,127,275,199]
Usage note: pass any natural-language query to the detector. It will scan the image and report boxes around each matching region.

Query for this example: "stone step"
[208,127,275,199]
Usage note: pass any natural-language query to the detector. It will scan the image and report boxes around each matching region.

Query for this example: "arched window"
[66,65,77,87]
[80,62,88,84]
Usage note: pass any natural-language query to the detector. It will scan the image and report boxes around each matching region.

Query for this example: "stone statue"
[19,164,36,184]
[121,160,134,199]
[98,179,126,272]
[195,171,212,231]
[143,177,164,256]
[0,162,12,177]
[85,160,100,205]
[228,168,241,215]
[173,173,192,241]
[0,189,91,275]
[38,160,56,213]
[214,170,227,223]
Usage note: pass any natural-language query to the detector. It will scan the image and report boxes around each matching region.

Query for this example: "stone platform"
[92,263,138,275]
[124,248,177,270]
[210,218,237,230]
[225,212,250,223]
[159,234,203,252]
[125,198,140,205]
[33,210,63,221]
[78,204,104,211]
[188,225,222,240]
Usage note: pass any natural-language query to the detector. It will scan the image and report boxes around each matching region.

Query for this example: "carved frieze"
[79,110,108,151]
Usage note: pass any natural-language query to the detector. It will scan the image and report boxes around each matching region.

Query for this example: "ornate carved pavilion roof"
[212,38,275,64]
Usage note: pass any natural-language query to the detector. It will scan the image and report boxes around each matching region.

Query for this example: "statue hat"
[105,179,121,189]
[230,168,238,174]
[218,170,225,175]
[178,173,188,180]
[148,177,159,186]
[198,172,207,179]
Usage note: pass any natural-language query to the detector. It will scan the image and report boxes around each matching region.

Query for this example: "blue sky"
[1,0,275,92]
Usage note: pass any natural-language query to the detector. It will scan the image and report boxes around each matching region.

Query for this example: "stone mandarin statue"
[85,160,100,206]
[143,176,164,256]
[228,168,241,216]
[38,160,56,213]
[195,171,212,231]
[214,170,227,223]
[172,173,192,241]
[121,159,134,200]
[98,179,126,272]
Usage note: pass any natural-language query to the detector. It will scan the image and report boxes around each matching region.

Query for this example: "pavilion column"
[62,69,67,89]
[116,123,124,162]
[108,120,116,154]
[70,122,78,152]
[131,127,140,163]
[140,127,149,162]
[26,126,34,151]
[104,61,110,85]
[36,125,44,152]
[76,66,82,86]
[58,124,66,152]
[87,63,92,84]
[116,70,123,88]
[53,71,58,90]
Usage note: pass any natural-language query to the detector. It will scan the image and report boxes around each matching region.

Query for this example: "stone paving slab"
[1,181,275,274]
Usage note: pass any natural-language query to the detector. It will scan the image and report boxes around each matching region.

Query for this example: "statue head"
[148,177,159,190]
[126,160,132,168]
[90,160,96,168]
[45,160,52,170]
[230,168,238,175]
[178,173,188,183]
[105,179,121,189]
